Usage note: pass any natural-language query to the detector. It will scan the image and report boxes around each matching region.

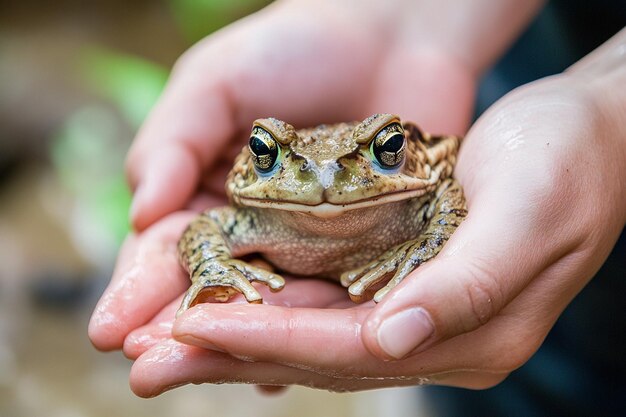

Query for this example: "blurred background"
[0,1,429,416]
[1,0,624,416]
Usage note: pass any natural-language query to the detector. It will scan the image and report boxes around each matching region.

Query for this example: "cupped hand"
[124,70,625,396]
[89,0,595,398]
[88,0,478,396]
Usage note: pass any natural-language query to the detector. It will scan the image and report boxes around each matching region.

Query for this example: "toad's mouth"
[236,187,431,218]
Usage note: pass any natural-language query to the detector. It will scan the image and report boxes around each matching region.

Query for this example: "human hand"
[88,0,549,397]
[90,0,484,353]
[123,33,626,395]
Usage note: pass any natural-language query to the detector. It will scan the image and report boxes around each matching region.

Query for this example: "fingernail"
[377,308,434,359]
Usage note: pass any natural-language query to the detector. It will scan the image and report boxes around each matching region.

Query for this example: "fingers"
[131,339,505,397]
[123,297,181,360]
[173,304,375,374]
[128,340,384,398]
[126,63,236,231]
[124,278,348,359]
[171,300,514,377]
[88,212,194,351]
[139,304,508,396]
[360,197,562,361]
[128,144,201,231]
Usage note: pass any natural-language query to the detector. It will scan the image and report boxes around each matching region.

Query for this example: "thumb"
[361,200,546,360]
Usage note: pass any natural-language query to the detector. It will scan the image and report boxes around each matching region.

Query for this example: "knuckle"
[171,46,203,77]
[171,39,220,81]
[460,259,504,331]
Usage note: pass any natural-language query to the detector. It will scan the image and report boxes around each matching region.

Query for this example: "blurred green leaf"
[80,48,168,129]
[51,106,131,246]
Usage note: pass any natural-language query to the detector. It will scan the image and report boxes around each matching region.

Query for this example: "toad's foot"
[342,231,454,303]
[341,179,466,303]
[341,238,440,304]
[177,259,285,317]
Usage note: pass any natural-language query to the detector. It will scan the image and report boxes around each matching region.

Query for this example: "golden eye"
[371,123,405,169]
[249,127,280,173]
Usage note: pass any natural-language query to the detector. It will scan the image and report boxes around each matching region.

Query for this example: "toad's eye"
[371,123,405,169]
[249,127,280,173]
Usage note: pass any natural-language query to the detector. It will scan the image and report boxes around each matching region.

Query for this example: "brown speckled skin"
[177,114,466,314]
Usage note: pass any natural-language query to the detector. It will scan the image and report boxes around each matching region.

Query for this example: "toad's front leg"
[177,207,285,316]
[341,179,467,303]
